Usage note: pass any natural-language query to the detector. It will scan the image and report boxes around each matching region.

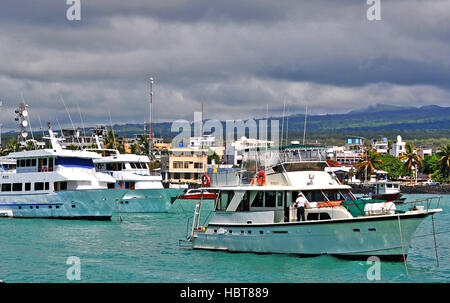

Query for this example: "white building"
[372,138,388,154]
[390,135,406,157]
[418,148,432,159]
[189,135,216,149]
[230,136,274,165]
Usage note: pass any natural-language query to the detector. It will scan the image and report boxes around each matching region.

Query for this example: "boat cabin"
[213,187,357,224]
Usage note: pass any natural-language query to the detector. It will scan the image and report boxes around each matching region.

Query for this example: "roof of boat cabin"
[6,148,103,159]
[206,184,352,191]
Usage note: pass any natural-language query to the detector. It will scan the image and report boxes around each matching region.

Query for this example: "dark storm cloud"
[0,0,449,130]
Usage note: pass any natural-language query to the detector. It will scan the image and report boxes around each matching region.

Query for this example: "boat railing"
[337,196,442,216]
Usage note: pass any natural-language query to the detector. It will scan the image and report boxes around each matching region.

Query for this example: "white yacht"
[0,129,127,220]
[89,147,185,213]
[181,146,442,260]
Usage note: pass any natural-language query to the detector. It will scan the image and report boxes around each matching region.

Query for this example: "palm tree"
[137,134,150,156]
[104,129,120,150]
[398,143,422,184]
[436,143,450,183]
[355,149,382,183]
[4,138,22,154]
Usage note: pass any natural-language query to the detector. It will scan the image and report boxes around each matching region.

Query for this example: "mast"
[303,103,308,145]
[149,77,154,162]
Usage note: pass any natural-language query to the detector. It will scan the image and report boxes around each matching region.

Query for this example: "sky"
[0,0,449,131]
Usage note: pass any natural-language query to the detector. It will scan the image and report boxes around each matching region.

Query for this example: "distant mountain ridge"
[109,104,450,137]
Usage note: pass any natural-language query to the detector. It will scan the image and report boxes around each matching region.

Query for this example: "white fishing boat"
[0,127,127,220]
[88,140,184,212]
[181,146,443,260]
[365,181,405,203]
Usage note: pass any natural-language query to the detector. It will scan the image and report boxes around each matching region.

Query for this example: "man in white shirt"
[295,193,308,221]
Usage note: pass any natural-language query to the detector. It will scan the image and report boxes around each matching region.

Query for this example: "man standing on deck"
[295,193,308,221]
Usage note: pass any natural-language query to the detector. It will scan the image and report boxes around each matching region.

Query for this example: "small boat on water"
[0,127,127,220]
[89,146,185,213]
[178,188,216,200]
[180,146,442,261]
[366,182,405,203]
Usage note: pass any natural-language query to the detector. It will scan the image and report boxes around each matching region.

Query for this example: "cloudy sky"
[0,0,449,130]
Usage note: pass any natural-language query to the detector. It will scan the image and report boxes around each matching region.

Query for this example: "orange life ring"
[257,170,266,185]
[201,174,210,187]
[42,167,48,172]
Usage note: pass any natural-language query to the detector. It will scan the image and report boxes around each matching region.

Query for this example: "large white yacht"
[0,128,127,220]
[88,143,185,212]
[181,145,442,260]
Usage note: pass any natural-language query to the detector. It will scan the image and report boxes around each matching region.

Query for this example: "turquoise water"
[0,195,448,283]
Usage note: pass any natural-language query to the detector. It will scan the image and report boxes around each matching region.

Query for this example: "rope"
[397,215,408,275]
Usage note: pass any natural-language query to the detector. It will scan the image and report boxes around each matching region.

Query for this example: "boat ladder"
[178,202,201,247]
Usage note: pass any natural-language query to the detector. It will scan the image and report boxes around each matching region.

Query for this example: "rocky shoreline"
[350,184,450,195]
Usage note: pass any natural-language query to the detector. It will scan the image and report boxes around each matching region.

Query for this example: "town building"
[160,148,208,187]
[372,137,389,154]
[390,135,406,157]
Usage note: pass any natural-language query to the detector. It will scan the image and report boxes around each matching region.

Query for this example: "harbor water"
[0,195,449,283]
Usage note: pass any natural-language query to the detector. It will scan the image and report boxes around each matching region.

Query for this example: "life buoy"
[42,167,48,172]
[201,174,210,187]
[257,170,266,185]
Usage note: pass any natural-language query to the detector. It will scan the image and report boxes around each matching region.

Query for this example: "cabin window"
[237,191,250,211]
[25,159,31,167]
[252,191,264,207]
[42,158,48,166]
[184,173,190,180]
[31,159,36,166]
[55,182,67,191]
[12,183,22,191]
[303,190,326,202]
[265,191,276,207]
[338,189,354,200]
[322,190,346,201]
[45,182,49,190]
[25,183,31,191]
[55,157,93,169]
[130,162,136,169]
[34,182,44,191]
[20,160,25,167]
[194,163,203,169]
[217,191,235,211]
[142,163,148,169]
[277,191,283,207]
[1,183,11,192]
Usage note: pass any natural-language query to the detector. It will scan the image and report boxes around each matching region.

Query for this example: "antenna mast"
[303,104,308,145]
[149,77,154,161]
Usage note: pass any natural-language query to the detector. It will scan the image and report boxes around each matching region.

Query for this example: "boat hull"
[371,193,403,202]
[191,212,431,260]
[0,189,127,220]
[116,188,185,213]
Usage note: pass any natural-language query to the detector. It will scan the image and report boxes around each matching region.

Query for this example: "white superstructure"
[90,148,184,212]
[0,128,127,220]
